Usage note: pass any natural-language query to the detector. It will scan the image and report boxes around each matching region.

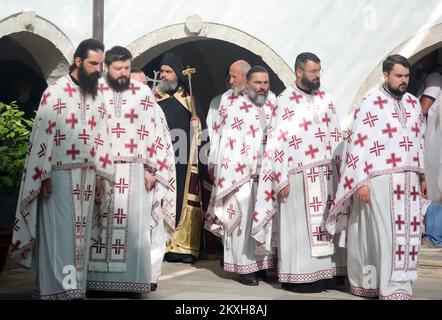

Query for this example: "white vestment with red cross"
[88,79,176,274]
[206,91,276,236]
[326,85,427,282]
[10,75,115,281]
[252,85,343,257]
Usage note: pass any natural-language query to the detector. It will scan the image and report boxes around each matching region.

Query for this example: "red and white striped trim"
[279,267,347,283]
[86,281,151,293]
[224,258,275,274]
[32,289,84,300]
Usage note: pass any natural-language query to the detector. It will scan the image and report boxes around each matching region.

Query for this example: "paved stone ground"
[1,254,442,300]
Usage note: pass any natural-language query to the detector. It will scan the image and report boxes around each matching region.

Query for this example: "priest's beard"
[231,84,245,96]
[387,82,408,97]
[248,88,268,106]
[106,73,130,92]
[78,64,100,97]
[301,76,320,91]
[157,78,178,94]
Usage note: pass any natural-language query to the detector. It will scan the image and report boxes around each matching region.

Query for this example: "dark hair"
[105,46,132,66]
[383,54,410,74]
[294,52,321,71]
[69,38,104,72]
[246,65,268,81]
[131,67,144,74]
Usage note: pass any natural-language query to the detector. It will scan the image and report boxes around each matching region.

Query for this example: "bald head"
[229,59,250,95]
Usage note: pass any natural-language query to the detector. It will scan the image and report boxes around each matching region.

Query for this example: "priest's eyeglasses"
[303,68,322,75]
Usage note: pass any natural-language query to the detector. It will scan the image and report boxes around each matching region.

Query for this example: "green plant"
[0,101,34,195]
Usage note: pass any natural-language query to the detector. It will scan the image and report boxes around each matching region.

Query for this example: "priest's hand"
[144,170,157,191]
[95,177,104,204]
[41,178,52,198]
[279,184,290,198]
[208,167,214,179]
[357,185,370,203]
[420,180,428,199]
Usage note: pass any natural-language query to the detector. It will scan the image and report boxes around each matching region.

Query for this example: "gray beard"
[248,88,268,106]
[157,78,178,93]
[231,85,243,96]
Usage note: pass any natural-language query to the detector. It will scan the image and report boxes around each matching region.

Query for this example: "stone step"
[418,249,442,279]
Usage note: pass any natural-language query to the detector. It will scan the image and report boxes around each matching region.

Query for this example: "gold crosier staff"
[182,66,202,145]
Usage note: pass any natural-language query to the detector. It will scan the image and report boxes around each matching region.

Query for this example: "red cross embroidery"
[354,133,368,147]
[396,245,405,261]
[264,190,276,202]
[78,129,90,144]
[411,216,420,232]
[307,167,319,182]
[99,153,112,168]
[157,158,168,171]
[362,112,379,127]
[45,120,56,135]
[66,113,78,129]
[312,226,327,241]
[116,178,129,194]
[399,136,413,151]
[88,116,97,131]
[94,134,104,149]
[32,167,43,181]
[305,144,319,159]
[66,144,80,160]
[140,95,154,110]
[92,237,106,254]
[282,107,295,121]
[124,138,137,153]
[63,83,77,97]
[315,90,325,99]
[409,246,418,261]
[322,113,331,126]
[331,128,341,142]
[393,184,405,200]
[363,161,373,175]
[37,143,47,158]
[41,92,51,106]
[386,153,402,168]
[289,135,302,150]
[112,238,125,254]
[73,184,81,200]
[235,162,246,175]
[373,96,388,109]
[410,186,419,201]
[114,208,127,224]
[231,117,244,131]
[112,123,126,138]
[347,154,359,170]
[274,150,285,163]
[369,141,385,157]
[314,128,326,142]
[290,91,303,103]
[395,215,405,231]
[299,118,312,131]
[343,177,354,190]
[97,83,109,94]
[240,102,252,113]
[227,204,236,219]
[128,83,140,95]
[382,123,397,138]
[53,98,66,114]
[406,96,417,108]
[125,109,139,124]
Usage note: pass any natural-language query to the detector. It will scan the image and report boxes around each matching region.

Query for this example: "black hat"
[160,53,188,87]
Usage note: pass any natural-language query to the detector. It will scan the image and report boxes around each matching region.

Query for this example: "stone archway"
[347,22,442,130]
[127,16,294,87]
[127,16,294,117]
[0,11,75,83]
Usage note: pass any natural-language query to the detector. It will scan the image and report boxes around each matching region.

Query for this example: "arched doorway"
[128,20,293,119]
[0,11,75,117]
[348,22,442,130]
